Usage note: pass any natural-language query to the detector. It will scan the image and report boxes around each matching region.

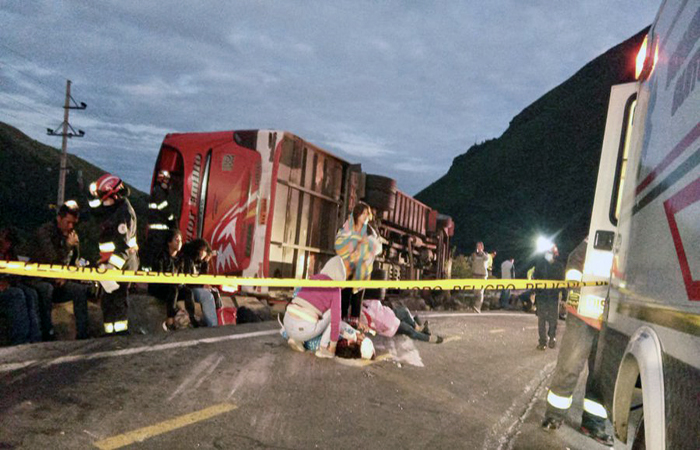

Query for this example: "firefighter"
[142,170,177,271]
[89,173,139,335]
[541,238,613,446]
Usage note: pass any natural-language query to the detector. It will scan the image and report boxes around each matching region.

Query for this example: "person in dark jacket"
[0,227,41,344]
[179,239,218,327]
[29,201,91,340]
[147,228,189,331]
[90,174,139,335]
[534,243,565,350]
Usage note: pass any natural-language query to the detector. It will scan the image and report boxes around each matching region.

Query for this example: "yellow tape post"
[0,260,608,291]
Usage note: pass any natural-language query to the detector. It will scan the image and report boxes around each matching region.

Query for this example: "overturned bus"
[149,130,454,293]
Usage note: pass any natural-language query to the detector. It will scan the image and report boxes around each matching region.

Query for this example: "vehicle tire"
[364,189,396,211]
[631,417,645,450]
[365,174,396,193]
[629,410,645,450]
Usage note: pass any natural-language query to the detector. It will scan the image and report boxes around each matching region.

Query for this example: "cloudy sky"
[1,1,659,195]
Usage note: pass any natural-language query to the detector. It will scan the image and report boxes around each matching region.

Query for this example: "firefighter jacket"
[31,221,79,266]
[147,185,176,232]
[564,239,603,330]
[98,198,139,271]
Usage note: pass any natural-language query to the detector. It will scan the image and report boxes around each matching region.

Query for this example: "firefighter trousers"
[545,314,607,429]
[102,282,129,326]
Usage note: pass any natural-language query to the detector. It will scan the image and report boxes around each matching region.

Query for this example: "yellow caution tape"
[0,260,608,290]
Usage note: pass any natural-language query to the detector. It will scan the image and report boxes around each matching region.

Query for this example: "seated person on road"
[360,299,443,344]
[28,201,91,341]
[282,256,359,358]
[179,239,218,327]
[0,227,41,345]
[148,228,193,331]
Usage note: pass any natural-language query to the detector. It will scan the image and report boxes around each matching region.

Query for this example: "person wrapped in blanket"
[360,300,443,344]
[334,202,382,327]
[282,255,362,358]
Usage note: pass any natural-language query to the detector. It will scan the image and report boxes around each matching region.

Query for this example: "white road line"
[168,353,223,402]
[423,312,534,318]
[482,361,557,450]
[0,361,36,372]
[0,329,279,374]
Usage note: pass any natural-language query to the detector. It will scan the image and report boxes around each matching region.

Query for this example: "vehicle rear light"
[635,34,657,80]
[635,35,648,79]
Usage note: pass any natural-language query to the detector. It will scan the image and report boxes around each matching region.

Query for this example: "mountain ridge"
[416,27,649,272]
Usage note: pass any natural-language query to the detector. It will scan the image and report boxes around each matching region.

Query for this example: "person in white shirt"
[499,257,515,309]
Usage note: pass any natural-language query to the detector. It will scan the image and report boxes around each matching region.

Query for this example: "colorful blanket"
[334,216,380,282]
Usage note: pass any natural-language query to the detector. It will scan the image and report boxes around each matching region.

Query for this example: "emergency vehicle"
[570,0,699,447]
[149,130,453,293]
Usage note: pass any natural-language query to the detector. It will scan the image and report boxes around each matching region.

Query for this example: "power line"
[0,43,68,97]
[0,92,60,120]
[0,110,49,129]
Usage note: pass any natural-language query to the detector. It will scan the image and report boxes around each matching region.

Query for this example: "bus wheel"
[364,189,396,211]
[365,174,396,192]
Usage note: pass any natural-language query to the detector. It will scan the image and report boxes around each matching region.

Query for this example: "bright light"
[536,236,554,253]
[636,35,648,79]
[583,249,614,278]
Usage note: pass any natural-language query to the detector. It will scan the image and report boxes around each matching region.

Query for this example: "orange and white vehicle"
[573,0,699,447]
[150,130,453,293]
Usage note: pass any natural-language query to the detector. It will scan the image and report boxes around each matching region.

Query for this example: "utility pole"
[47,79,86,206]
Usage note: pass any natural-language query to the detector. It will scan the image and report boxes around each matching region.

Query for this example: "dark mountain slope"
[416,28,648,272]
[0,122,147,261]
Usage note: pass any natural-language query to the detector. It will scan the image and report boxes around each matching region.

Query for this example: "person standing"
[334,202,381,327]
[499,257,515,309]
[142,170,177,271]
[90,174,139,336]
[468,241,489,313]
[533,243,564,350]
[541,238,613,446]
[29,201,91,340]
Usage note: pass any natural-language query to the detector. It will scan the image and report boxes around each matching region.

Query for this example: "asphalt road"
[0,312,620,449]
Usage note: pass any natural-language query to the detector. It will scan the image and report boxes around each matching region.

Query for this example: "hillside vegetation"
[0,122,148,261]
[416,28,648,273]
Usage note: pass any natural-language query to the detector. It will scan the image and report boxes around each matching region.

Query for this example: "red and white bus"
[150,130,453,290]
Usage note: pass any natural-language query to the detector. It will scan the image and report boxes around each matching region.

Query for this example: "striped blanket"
[334,216,380,283]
